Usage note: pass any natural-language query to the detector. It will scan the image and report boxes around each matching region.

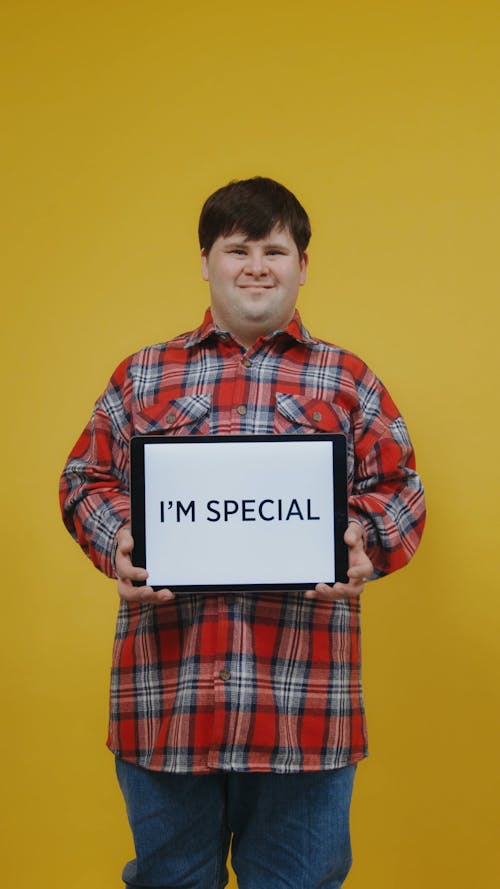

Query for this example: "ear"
[201,248,209,281]
[299,251,309,286]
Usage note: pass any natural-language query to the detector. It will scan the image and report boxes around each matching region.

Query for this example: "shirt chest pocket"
[274,393,354,489]
[133,394,211,436]
[274,393,351,436]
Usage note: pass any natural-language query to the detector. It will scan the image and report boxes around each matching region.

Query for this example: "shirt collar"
[184,308,318,349]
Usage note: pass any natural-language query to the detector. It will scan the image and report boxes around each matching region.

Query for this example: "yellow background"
[2,1,499,886]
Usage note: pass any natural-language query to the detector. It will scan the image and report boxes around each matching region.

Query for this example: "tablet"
[130,434,348,592]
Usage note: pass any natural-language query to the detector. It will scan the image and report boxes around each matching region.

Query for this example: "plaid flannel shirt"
[60,309,425,773]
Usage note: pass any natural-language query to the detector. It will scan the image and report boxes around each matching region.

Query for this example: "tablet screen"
[130,434,348,592]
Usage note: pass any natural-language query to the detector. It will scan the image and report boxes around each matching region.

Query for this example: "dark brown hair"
[198,177,311,258]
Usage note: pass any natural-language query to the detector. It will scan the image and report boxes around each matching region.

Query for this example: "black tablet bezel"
[130,433,348,592]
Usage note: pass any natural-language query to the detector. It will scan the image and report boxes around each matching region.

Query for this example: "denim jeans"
[115,757,356,889]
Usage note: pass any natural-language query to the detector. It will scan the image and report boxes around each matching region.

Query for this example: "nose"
[244,251,268,277]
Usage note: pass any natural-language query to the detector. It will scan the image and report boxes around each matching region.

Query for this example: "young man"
[60,177,425,889]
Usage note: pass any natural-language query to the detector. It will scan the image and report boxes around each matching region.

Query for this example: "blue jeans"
[115,758,356,889]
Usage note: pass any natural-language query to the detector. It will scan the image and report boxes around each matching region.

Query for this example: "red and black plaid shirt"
[60,309,425,773]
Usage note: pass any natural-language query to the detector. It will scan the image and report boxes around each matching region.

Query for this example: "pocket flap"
[275,393,350,433]
[134,394,211,433]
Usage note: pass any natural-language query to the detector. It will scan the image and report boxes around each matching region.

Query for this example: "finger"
[117,579,175,604]
[333,578,365,595]
[347,544,373,576]
[347,563,373,582]
[345,522,364,548]
[116,527,134,551]
[115,545,146,578]
[305,579,365,601]
[116,560,149,583]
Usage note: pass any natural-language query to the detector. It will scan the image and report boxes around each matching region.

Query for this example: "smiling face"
[201,226,308,348]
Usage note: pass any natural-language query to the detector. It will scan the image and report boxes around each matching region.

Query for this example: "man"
[60,177,425,889]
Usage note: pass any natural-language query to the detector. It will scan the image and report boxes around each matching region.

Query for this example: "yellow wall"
[2,1,499,886]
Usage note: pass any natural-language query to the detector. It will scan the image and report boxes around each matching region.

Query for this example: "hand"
[305,522,374,602]
[114,527,175,604]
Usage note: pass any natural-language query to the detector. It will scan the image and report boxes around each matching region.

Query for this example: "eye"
[229,249,246,255]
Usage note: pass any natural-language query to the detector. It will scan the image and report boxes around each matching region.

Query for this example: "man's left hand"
[305,522,374,602]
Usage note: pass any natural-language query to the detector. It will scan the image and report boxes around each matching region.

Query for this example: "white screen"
[143,439,336,587]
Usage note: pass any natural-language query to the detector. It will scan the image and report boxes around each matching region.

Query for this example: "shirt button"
[312,410,322,422]
[165,413,176,424]
[219,669,231,682]
[236,405,247,416]
[242,358,251,368]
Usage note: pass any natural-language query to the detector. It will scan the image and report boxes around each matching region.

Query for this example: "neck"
[210,310,295,350]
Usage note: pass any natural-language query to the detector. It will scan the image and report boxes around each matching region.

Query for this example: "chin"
[242,310,275,326]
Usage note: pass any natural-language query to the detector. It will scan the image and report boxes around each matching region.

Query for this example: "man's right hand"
[114,527,175,604]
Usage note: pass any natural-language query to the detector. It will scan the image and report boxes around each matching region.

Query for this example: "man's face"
[201,226,308,348]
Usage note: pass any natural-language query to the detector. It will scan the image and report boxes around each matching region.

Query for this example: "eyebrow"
[224,239,291,251]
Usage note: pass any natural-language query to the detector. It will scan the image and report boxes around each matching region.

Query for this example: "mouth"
[238,283,274,290]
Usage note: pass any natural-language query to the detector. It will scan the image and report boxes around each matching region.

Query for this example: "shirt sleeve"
[59,357,132,578]
[347,362,426,578]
